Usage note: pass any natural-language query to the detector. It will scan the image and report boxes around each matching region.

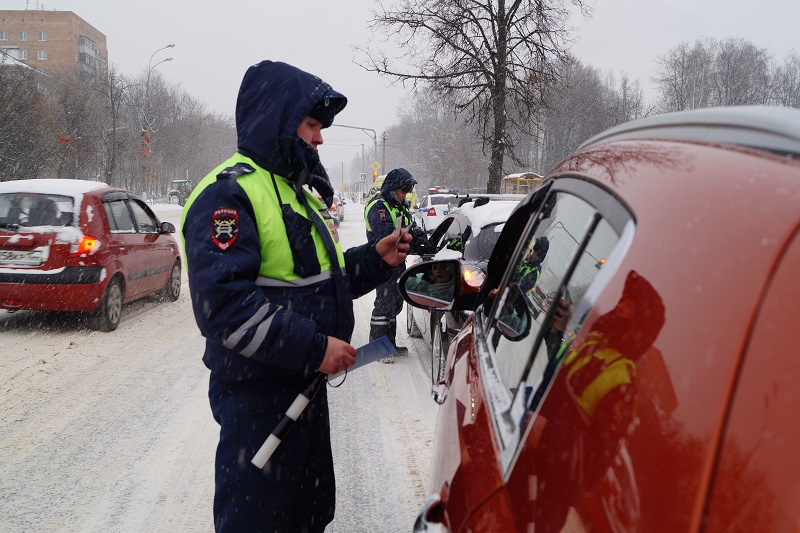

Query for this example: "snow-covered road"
[0,202,438,532]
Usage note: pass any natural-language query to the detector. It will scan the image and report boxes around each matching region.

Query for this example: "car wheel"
[161,260,181,302]
[406,303,421,337]
[170,195,180,205]
[431,317,446,384]
[90,277,123,332]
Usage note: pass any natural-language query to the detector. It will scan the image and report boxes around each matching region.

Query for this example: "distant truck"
[167,179,193,206]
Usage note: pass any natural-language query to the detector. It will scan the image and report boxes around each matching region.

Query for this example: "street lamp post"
[330,123,377,165]
[141,44,175,133]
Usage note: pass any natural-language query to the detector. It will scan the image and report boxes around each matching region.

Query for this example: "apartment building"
[0,9,107,82]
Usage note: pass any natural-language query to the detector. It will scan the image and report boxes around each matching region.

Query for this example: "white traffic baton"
[251,372,327,469]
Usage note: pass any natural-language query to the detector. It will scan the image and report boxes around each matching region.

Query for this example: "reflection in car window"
[105,200,135,232]
[442,217,468,254]
[129,201,158,233]
[484,190,624,469]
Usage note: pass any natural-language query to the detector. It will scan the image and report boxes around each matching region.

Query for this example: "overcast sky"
[7,0,798,175]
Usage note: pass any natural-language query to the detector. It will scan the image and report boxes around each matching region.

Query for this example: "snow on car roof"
[0,179,109,197]
[454,200,521,231]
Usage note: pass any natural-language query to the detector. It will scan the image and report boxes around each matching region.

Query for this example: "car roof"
[579,105,800,157]
[0,179,110,197]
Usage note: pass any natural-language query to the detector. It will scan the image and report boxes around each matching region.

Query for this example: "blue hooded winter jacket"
[182,61,392,382]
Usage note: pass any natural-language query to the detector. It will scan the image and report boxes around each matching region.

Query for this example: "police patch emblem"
[210,208,239,250]
[378,209,387,221]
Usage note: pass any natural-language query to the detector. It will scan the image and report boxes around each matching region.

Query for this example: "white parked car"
[413,193,459,233]
[407,196,522,383]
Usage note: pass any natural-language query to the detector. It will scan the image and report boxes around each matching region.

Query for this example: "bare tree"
[0,66,60,180]
[359,0,588,192]
[654,40,716,112]
[770,52,800,107]
[98,65,138,187]
[711,38,771,106]
[383,88,489,192]
[654,38,776,112]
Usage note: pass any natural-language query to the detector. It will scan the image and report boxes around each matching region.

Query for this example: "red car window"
[484,188,628,471]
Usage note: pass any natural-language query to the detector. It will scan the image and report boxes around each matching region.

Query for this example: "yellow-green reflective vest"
[364,196,411,232]
[182,154,345,284]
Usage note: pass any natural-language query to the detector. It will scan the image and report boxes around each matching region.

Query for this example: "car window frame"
[102,192,161,234]
[102,193,136,233]
[128,198,160,234]
[476,176,636,476]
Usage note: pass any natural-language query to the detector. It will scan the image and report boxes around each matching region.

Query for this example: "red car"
[0,179,181,331]
[400,106,800,532]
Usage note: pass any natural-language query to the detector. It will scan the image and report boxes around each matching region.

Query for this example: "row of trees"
[654,38,800,111]
[2,3,798,200]
[0,61,236,197]
[346,34,799,195]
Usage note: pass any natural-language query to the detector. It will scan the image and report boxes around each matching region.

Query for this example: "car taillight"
[426,207,437,216]
[463,268,485,292]
[330,204,338,211]
[70,235,101,257]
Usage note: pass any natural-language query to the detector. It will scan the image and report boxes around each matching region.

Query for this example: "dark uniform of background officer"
[181,60,411,533]
[364,168,433,361]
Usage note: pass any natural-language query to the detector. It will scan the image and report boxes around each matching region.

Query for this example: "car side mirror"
[494,284,532,341]
[398,260,460,310]
[160,221,176,234]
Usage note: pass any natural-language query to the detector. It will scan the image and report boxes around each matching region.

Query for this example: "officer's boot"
[370,315,395,364]
[389,318,408,356]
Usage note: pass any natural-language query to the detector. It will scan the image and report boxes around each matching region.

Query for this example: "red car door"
[127,199,173,295]
[703,227,800,531]
[458,181,633,532]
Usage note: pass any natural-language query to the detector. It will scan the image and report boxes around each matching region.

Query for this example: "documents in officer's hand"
[330,336,397,379]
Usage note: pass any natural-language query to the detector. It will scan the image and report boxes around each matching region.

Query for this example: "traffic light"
[373,170,378,181]
[140,130,151,157]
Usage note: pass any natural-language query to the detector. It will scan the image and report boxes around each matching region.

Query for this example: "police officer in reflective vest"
[364,168,433,361]
[180,61,411,533]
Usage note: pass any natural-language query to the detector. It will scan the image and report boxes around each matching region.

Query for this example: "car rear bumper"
[0,266,106,311]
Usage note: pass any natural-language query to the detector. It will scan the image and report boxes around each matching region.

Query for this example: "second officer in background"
[365,168,434,362]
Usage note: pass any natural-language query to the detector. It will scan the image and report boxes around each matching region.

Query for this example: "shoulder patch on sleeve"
[378,208,387,221]
[211,208,239,250]
[216,162,255,181]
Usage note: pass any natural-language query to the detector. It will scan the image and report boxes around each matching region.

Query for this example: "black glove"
[411,237,437,256]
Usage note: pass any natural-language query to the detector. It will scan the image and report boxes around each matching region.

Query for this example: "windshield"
[431,196,454,206]
[463,222,504,263]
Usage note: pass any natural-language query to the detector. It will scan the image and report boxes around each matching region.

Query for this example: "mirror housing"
[160,221,176,234]
[398,259,485,312]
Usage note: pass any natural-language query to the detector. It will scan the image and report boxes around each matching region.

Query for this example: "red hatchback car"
[0,179,181,331]
[400,106,800,532]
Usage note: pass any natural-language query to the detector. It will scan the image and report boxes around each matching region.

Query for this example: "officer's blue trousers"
[369,265,405,345]
[209,373,335,533]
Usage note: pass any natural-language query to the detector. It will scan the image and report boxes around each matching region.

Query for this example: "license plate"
[0,249,46,266]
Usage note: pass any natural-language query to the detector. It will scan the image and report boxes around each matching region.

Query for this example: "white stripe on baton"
[251,373,326,469]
